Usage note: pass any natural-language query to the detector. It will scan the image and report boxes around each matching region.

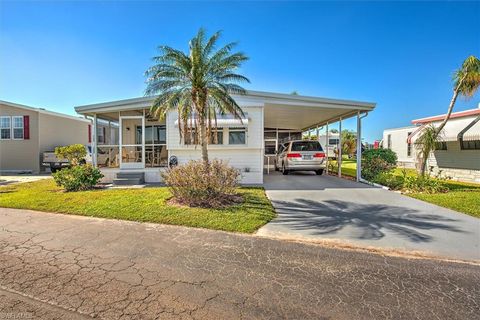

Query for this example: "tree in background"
[341,130,357,158]
[145,28,250,163]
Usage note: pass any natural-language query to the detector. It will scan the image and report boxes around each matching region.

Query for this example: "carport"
[251,91,376,181]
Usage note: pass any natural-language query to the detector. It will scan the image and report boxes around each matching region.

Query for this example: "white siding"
[383,126,416,167]
[166,106,264,184]
[429,141,480,171]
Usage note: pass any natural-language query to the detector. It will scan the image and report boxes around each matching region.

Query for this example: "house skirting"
[430,167,480,183]
[99,168,166,184]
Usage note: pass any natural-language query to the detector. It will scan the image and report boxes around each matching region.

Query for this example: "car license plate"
[303,155,312,160]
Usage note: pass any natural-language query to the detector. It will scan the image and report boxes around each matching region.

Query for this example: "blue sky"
[1,1,479,141]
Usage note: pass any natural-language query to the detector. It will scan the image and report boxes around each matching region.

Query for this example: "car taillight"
[287,153,302,158]
[313,152,326,158]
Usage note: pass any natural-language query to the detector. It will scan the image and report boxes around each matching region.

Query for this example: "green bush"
[372,172,405,190]
[402,175,449,194]
[55,144,87,166]
[53,164,103,192]
[162,159,241,208]
[361,148,397,180]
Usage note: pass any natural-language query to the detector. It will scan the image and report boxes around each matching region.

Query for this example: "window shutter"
[88,124,92,143]
[103,127,106,143]
[23,115,30,139]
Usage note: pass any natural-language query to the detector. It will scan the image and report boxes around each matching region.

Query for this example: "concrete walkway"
[258,172,480,261]
[1,208,479,319]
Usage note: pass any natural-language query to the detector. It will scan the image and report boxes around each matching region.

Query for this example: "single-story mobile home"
[75,90,376,184]
[383,105,480,183]
[0,100,91,174]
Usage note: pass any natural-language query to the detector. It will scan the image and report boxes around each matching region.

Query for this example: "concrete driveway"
[258,172,480,261]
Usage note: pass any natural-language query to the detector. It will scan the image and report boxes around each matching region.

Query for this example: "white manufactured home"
[75,90,376,184]
[383,106,480,183]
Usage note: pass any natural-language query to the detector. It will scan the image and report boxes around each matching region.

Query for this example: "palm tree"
[416,55,480,176]
[145,28,250,163]
[415,125,439,176]
[436,55,480,134]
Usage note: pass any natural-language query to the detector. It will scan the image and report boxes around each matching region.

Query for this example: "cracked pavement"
[0,208,479,319]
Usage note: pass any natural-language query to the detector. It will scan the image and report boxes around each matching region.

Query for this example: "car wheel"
[282,164,289,175]
[315,169,324,175]
[50,167,58,173]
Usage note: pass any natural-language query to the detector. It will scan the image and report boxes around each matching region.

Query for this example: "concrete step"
[116,172,145,180]
[113,172,145,186]
[113,178,143,186]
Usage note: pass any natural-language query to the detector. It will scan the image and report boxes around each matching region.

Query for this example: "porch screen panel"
[97,119,119,168]
[137,124,167,167]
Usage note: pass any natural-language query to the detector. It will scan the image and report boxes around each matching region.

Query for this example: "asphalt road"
[0,208,479,319]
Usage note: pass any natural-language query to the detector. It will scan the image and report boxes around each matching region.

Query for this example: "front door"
[119,116,144,169]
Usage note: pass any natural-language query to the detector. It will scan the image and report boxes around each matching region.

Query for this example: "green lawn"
[409,191,480,218]
[0,179,276,233]
[330,158,480,218]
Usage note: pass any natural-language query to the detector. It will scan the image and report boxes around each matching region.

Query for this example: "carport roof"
[75,90,376,130]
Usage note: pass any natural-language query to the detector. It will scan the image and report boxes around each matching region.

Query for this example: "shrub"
[162,159,241,208]
[373,172,405,190]
[53,164,103,192]
[402,175,449,194]
[361,148,397,180]
[55,144,87,166]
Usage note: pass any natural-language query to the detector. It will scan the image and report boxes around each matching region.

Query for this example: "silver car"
[275,140,326,175]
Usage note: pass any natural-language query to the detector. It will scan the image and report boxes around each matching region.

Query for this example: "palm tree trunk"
[435,89,459,135]
[198,113,209,163]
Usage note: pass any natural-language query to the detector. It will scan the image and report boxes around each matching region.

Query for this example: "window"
[461,140,480,150]
[435,141,448,150]
[387,134,392,149]
[229,128,246,145]
[407,132,412,157]
[12,116,24,139]
[97,127,105,144]
[328,138,339,145]
[209,129,223,145]
[137,125,166,145]
[184,128,198,145]
[291,141,323,152]
[0,116,11,139]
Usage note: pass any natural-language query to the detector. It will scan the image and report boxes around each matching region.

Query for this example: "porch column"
[338,118,342,177]
[356,111,362,182]
[93,113,97,167]
[325,122,329,174]
[142,109,146,168]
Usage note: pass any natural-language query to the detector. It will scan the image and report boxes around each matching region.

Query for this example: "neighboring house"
[0,100,91,173]
[382,126,418,168]
[75,90,376,184]
[318,132,340,158]
[383,105,480,183]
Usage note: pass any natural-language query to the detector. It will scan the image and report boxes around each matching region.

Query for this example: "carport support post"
[325,122,329,174]
[356,111,362,182]
[338,118,342,177]
[92,113,97,167]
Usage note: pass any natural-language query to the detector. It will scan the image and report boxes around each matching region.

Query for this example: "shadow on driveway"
[271,198,463,243]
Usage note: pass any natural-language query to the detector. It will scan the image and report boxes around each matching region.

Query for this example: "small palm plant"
[145,28,250,163]
[415,125,440,176]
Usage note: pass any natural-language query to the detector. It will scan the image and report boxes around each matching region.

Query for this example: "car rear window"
[291,141,323,151]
